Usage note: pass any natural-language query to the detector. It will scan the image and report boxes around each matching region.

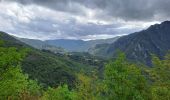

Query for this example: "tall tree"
[42,85,77,100]
[103,52,149,100]
[150,54,170,100]
[0,40,41,99]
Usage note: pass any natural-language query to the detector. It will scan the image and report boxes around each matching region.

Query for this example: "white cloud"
[80,34,127,41]
[0,1,162,40]
[0,2,33,23]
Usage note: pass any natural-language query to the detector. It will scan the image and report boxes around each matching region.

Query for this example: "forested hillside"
[0,0,170,99]
[0,32,99,88]
[0,39,169,99]
[90,21,170,66]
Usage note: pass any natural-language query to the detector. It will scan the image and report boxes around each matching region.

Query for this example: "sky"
[0,0,169,40]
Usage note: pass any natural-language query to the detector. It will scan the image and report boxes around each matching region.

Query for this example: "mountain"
[43,37,120,52]
[17,38,66,54]
[0,31,99,88]
[88,43,111,57]
[90,21,170,65]
[17,37,119,52]
[46,39,85,52]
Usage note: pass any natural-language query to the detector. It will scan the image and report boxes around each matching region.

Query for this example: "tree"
[0,41,41,99]
[103,52,149,100]
[75,73,99,100]
[150,54,170,100]
[0,66,28,99]
[42,84,77,100]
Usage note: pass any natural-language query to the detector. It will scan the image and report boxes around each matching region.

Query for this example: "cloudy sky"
[0,0,169,40]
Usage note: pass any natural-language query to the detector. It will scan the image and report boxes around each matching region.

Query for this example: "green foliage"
[103,52,149,100]
[0,66,28,99]
[0,44,27,99]
[150,54,170,100]
[42,85,77,100]
[75,73,99,100]
[22,50,77,88]
[1,31,170,99]
[0,42,42,99]
[39,52,169,100]
[0,40,4,46]
[27,80,42,96]
[0,31,99,89]
[21,49,99,88]
[151,54,170,82]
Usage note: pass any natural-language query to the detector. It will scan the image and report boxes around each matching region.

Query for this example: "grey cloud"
[3,0,170,21]
[0,0,167,40]
[0,14,138,40]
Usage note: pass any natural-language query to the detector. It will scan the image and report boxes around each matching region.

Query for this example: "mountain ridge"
[90,21,170,65]
[0,31,98,88]
[17,36,120,52]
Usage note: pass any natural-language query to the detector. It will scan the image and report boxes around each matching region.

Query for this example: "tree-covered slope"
[1,31,170,100]
[0,31,97,88]
[91,21,170,65]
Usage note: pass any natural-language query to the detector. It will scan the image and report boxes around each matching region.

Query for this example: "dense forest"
[1,0,170,99]
[0,39,169,100]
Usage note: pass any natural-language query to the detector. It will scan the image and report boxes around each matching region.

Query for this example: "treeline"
[0,40,169,100]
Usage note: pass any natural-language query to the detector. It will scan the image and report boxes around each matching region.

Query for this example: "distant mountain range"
[7,21,170,66]
[17,37,120,52]
[90,21,170,65]
[17,38,66,53]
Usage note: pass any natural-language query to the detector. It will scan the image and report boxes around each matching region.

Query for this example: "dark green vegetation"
[19,21,170,67]
[90,21,170,66]
[0,40,41,99]
[0,42,169,99]
[0,21,170,99]
[0,32,99,88]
